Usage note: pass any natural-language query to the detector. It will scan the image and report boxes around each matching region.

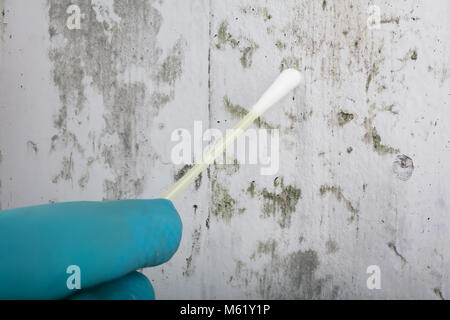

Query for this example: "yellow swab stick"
[163,69,303,201]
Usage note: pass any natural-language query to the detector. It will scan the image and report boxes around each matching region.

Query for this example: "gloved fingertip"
[69,271,155,300]
[128,199,183,268]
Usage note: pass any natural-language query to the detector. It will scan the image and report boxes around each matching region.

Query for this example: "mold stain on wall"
[325,239,339,254]
[52,153,74,184]
[365,124,400,156]
[363,104,400,156]
[337,110,354,127]
[223,96,277,130]
[0,0,6,41]
[283,1,405,157]
[434,288,445,300]
[239,6,272,22]
[319,185,359,223]
[47,0,185,199]
[213,159,241,176]
[27,141,39,154]
[247,178,302,229]
[175,164,202,191]
[210,179,245,223]
[235,239,339,299]
[183,226,202,277]
[21,0,444,299]
[215,20,259,69]
[280,56,301,72]
[156,39,185,86]
[387,241,408,265]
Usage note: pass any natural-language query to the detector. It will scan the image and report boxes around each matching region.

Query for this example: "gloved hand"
[0,199,182,300]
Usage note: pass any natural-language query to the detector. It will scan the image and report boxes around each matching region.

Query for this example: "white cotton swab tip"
[251,68,303,117]
[163,69,303,201]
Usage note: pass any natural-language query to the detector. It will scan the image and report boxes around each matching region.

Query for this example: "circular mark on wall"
[392,155,414,181]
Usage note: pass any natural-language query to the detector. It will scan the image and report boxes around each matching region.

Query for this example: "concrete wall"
[1,0,449,299]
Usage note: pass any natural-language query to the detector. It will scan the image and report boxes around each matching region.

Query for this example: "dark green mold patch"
[48,0,184,199]
[247,181,256,198]
[52,154,74,184]
[382,104,399,115]
[211,180,243,223]
[325,239,339,254]
[240,43,259,69]
[247,178,302,229]
[434,288,445,300]
[223,96,277,130]
[27,141,39,153]
[284,111,302,131]
[261,179,302,228]
[275,40,287,51]
[398,48,419,67]
[223,95,246,119]
[280,56,301,72]
[250,239,278,260]
[156,39,185,85]
[271,250,327,299]
[78,173,90,190]
[175,164,202,191]
[0,0,5,41]
[380,16,401,25]
[183,227,202,277]
[377,85,387,93]
[337,111,354,126]
[205,212,210,230]
[213,159,240,176]
[362,104,400,156]
[319,185,359,223]
[150,92,171,113]
[387,242,407,265]
[285,111,299,123]
[240,6,272,22]
[215,21,259,69]
[256,239,278,255]
[216,21,239,49]
[236,239,338,299]
[366,63,379,93]
[103,177,145,201]
[364,121,400,155]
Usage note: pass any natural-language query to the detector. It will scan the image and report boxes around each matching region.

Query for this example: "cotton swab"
[163,69,303,201]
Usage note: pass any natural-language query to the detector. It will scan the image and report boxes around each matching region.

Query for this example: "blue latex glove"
[0,199,182,300]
